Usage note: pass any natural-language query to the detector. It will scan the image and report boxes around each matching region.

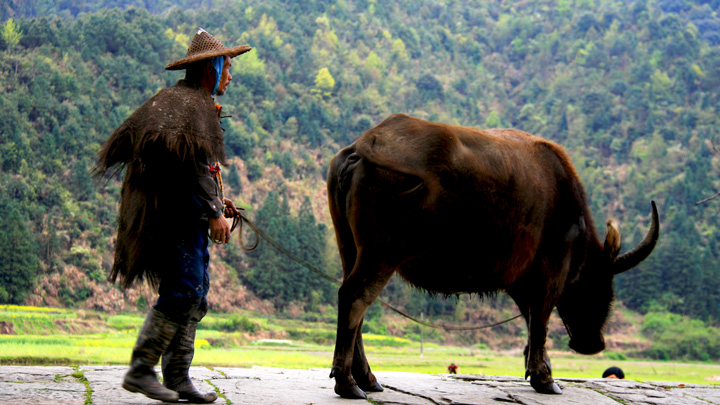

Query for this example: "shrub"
[362,319,388,335]
[604,351,628,361]
[362,334,412,347]
[107,315,143,330]
[639,311,720,361]
[210,316,261,333]
[286,328,335,345]
[246,158,264,181]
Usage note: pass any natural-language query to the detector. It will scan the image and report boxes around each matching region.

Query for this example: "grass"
[206,379,232,404]
[71,365,93,405]
[1,305,720,385]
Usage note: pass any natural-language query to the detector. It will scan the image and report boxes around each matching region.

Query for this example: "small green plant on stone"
[71,366,93,405]
[207,380,232,404]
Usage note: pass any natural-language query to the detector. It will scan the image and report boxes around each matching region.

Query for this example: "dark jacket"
[94,80,227,289]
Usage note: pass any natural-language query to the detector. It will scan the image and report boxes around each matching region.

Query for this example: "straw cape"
[165,28,251,70]
[93,79,227,289]
[93,28,251,289]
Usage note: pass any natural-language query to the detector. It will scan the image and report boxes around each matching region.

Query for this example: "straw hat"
[165,28,251,71]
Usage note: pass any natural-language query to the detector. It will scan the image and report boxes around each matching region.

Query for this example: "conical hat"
[165,28,251,71]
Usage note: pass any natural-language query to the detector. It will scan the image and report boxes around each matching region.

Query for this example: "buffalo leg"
[524,294,562,394]
[330,262,392,399]
[509,289,560,395]
[352,319,383,392]
[523,345,552,378]
[524,241,576,394]
[526,308,561,394]
[508,291,532,371]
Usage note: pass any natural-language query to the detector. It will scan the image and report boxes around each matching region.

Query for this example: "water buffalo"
[326,114,659,398]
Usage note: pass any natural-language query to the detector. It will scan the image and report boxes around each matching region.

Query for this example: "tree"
[485,111,502,128]
[2,18,22,76]
[3,0,720,326]
[415,74,443,103]
[72,158,94,201]
[0,197,37,304]
[243,192,333,309]
[312,67,335,99]
[1,18,22,52]
[391,38,410,65]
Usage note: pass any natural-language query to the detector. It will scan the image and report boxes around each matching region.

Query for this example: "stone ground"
[1,365,719,404]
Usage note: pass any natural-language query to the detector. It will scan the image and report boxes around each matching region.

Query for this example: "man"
[602,366,625,379]
[93,28,251,403]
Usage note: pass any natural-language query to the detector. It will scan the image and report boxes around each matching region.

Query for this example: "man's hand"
[209,216,231,244]
[223,198,240,218]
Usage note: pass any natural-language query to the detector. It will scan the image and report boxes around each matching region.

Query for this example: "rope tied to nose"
[228,210,522,331]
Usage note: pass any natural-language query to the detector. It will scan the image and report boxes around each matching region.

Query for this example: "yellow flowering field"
[1,305,719,385]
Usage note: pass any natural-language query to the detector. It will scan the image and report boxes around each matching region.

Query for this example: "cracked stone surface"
[82,365,221,404]
[0,366,718,404]
[0,366,86,405]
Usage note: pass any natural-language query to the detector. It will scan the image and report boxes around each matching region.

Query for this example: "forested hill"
[2,0,720,325]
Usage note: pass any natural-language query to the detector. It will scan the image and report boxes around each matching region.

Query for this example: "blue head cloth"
[211,56,224,95]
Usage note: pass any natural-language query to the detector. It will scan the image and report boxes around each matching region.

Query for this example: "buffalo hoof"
[530,375,562,395]
[359,380,384,392]
[334,383,367,399]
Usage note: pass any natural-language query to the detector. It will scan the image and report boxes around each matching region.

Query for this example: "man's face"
[215,56,232,96]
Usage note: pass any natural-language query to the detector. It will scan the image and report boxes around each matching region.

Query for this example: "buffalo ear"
[604,219,621,260]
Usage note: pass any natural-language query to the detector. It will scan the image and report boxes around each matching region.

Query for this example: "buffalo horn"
[613,201,660,275]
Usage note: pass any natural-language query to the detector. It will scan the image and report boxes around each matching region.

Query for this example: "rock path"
[1,365,719,404]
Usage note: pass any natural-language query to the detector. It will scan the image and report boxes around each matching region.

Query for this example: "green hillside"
[2,0,720,350]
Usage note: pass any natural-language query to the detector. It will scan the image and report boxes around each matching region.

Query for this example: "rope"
[229,210,260,251]
[379,302,522,331]
[230,211,523,331]
[230,210,335,283]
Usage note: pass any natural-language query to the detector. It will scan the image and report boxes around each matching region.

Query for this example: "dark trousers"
[154,220,210,325]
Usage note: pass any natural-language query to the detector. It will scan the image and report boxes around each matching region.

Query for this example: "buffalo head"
[558,201,659,354]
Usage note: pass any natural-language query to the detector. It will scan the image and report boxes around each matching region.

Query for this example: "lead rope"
[229,211,522,331]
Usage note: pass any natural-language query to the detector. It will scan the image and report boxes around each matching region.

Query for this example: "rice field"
[1,305,719,385]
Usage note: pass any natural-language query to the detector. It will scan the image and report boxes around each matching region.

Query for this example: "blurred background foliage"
[2,0,720,337]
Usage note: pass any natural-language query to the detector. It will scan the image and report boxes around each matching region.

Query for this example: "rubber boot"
[162,321,218,403]
[122,308,181,402]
